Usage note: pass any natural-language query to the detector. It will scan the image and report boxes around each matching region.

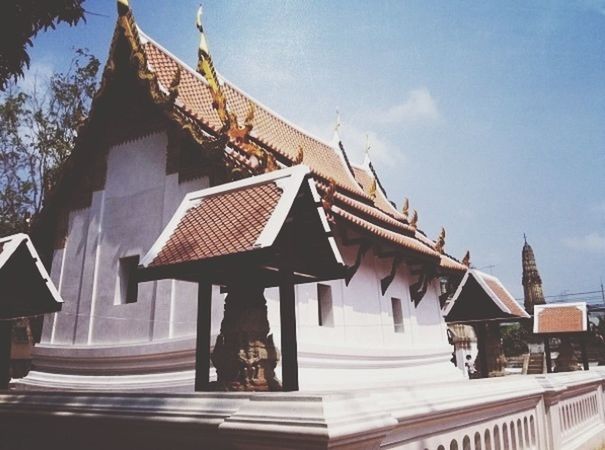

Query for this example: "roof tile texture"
[139,36,466,272]
[144,42,363,194]
[482,277,527,317]
[536,306,585,333]
[150,182,282,266]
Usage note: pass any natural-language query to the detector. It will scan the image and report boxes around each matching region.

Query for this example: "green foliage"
[501,323,530,357]
[0,49,99,235]
[0,0,86,90]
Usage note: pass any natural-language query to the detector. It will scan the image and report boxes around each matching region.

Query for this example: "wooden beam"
[0,321,11,390]
[279,271,299,391]
[194,281,212,392]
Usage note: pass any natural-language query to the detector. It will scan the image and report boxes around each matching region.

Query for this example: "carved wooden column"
[0,321,12,389]
[211,285,281,391]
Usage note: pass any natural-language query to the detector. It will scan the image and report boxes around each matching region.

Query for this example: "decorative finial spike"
[523,233,527,244]
[410,209,418,229]
[195,4,229,126]
[462,250,471,267]
[335,109,341,133]
[402,197,409,218]
[435,227,446,253]
[117,0,129,15]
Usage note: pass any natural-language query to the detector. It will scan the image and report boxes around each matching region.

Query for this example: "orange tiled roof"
[150,182,282,267]
[351,164,406,221]
[482,276,527,317]
[440,254,468,273]
[132,28,467,272]
[534,304,586,334]
[332,206,439,260]
[144,41,365,197]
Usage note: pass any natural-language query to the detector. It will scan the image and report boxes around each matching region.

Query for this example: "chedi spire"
[521,235,546,314]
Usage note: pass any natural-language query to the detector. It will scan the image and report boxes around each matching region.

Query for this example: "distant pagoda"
[522,235,546,314]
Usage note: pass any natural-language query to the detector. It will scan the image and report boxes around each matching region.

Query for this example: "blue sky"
[22,0,605,300]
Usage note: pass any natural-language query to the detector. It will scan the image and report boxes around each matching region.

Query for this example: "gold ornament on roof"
[293,145,304,164]
[462,250,471,267]
[435,227,446,254]
[402,197,409,218]
[167,67,181,104]
[368,177,377,200]
[195,5,229,127]
[410,209,418,229]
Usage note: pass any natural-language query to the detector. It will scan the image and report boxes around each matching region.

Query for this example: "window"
[117,255,139,304]
[391,297,404,333]
[317,284,334,327]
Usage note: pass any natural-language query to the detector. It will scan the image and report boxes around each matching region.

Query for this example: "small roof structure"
[0,234,63,319]
[140,165,345,286]
[533,303,587,334]
[444,269,530,322]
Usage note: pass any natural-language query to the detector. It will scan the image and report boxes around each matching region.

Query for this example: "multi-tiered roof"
[40,0,468,277]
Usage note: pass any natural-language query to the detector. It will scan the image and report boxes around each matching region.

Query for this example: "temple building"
[3,3,605,449]
[23,0,468,392]
[522,235,546,315]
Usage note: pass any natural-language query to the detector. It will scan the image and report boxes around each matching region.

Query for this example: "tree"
[501,323,530,357]
[0,48,99,235]
[0,0,86,90]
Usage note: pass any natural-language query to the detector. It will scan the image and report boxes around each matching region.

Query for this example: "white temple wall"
[42,131,210,346]
[34,134,458,389]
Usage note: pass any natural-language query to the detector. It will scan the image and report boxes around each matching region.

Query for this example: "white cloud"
[563,232,605,253]
[377,87,440,125]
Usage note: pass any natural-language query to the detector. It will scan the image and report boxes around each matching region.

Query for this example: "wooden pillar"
[580,334,589,371]
[544,336,552,374]
[194,281,212,392]
[0,321,12,390]
[475,322,489,378]
[279,274,299,391]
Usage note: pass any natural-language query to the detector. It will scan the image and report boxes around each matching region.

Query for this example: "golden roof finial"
[117,0,129,15]
[195,5,229,126]
[369,177,377,199]
[410,209,418,229]
[402,197,409,218]
[462,250,471,267]
[435,227,446,254]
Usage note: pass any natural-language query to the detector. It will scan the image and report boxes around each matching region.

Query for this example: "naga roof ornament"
[409,209,418,229]
[195,6,229,128]
[462,250,471,267]
[195,5,276,173]
[401,197,409,219]
[434,227,446,254]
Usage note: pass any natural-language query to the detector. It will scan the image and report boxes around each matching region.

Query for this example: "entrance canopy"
[444,269,529,323]
[140,165,345,286]
[0,234,63,319]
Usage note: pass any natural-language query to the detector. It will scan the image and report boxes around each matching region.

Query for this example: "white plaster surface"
[38,131,458,391]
